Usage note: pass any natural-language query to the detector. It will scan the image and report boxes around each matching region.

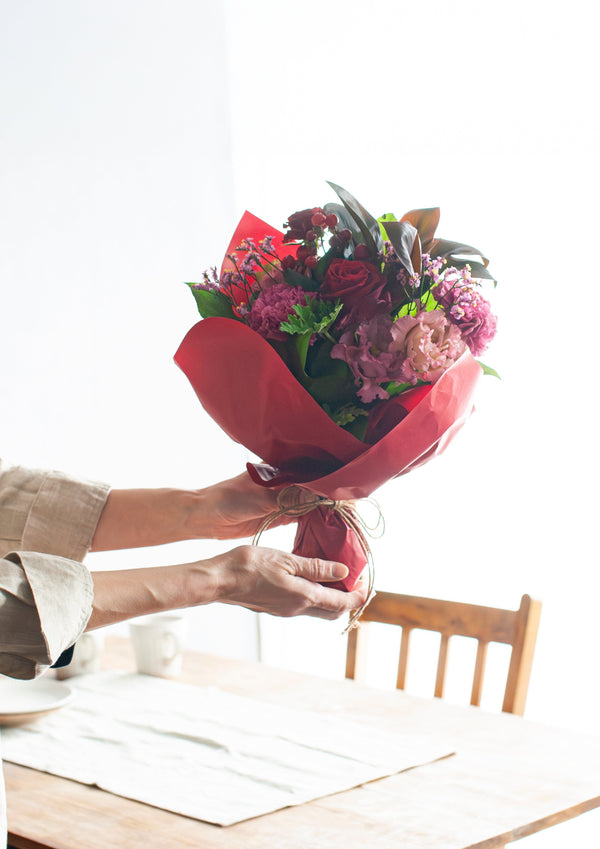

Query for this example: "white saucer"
[0,676,73,726]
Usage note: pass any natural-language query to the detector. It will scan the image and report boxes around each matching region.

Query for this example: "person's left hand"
[192,472,304,540]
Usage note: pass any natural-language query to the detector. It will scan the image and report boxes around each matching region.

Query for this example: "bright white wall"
[1,0,599,843]
[0,0,261,657]
[1,0,599,793]
[223,0,600,747]
[223,5,600,840]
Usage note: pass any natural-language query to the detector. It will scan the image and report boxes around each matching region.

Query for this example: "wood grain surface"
[5,637,600,849]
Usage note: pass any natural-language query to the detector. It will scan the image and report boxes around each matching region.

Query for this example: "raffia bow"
[252,487,384,631]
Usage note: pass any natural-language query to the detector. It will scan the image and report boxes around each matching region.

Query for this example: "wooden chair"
[346,592,542,715]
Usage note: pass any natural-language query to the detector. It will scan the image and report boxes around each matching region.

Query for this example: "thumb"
[293,557,349,583]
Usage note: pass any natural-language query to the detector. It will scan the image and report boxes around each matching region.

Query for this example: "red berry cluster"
[283,206,352,269]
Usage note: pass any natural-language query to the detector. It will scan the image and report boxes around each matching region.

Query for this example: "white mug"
[128,613,186,678]
[56,631,104,679]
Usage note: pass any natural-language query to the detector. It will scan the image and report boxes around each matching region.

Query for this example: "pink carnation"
[455,303,497,356]
[390,310,466,384]
[432,270,497,356]
[330,314,406,403]
[247,283,308,341]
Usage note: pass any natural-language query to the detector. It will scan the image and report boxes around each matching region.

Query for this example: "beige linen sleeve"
[0,460,111,678]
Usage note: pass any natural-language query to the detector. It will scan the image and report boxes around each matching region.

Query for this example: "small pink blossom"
[432,267,497,356]
[390,310,466,384]
[460,307,497,356]
[247,283,308,341]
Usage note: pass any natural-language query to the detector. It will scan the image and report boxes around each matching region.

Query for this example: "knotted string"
[252,487,384,632]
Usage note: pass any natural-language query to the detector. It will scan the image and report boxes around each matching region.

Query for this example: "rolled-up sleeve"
[0,460,110,679]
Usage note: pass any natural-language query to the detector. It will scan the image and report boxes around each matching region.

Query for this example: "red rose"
[321,259,389,320]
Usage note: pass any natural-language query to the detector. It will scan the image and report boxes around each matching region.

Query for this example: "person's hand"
[91,471,318,551]
[88,544,368,630]
[194,472,308,540]
[209,544,368,620]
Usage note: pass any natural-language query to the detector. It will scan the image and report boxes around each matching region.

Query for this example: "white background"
[1,2,599,843]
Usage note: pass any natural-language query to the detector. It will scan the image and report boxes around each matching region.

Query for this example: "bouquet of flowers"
[175,183,497,594]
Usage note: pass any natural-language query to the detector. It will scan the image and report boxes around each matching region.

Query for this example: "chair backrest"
[345,592,542,715]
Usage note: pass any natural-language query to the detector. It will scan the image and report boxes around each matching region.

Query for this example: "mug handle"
[160,632,181,665]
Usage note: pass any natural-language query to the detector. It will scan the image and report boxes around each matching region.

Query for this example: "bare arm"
[90,473,292,551]
[87,546,367,630]
[88,472,366,631]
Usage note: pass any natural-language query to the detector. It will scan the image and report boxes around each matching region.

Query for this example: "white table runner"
[1,671,454,825]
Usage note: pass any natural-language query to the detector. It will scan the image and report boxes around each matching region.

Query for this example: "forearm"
[86,545,366,630]
[90,474,287,551]
[87,558,222,629]
[90,488,212,551]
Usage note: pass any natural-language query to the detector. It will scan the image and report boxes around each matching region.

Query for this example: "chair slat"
[471,640,488,706]
[434,634,450,698]
[358,592,520,645]
[396,627,412,690]
[346,593,541,715]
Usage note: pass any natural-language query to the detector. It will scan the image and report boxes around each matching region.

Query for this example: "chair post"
[345,621,370,682]
[396,627,412,690]
[434,634,450,699]
[502,595,542,715]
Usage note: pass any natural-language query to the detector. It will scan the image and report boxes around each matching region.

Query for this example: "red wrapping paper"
[220,213,297,307]
[175,317,482,591]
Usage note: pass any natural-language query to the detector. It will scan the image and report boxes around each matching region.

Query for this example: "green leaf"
[286,333,312,378]
[394,301,419,318]
[449,259,497,283]
[184,283,239,319]
[326,182,383,258]
[380,219,420,276]
[308,367,357,405]
[283,267,320,291]
[400,208,440,252]
[377,213,397,242]
[328,403,369,427]
[384,379,428,397]
[340,412,369,441]
[284,337,356,406]
[280,299,343,337]
[430,239,496,283]
[322,202,364,248]
[477,361,501,379]
[314,247,336,282]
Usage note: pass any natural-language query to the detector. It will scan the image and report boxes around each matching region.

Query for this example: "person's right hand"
[208,544,368,620]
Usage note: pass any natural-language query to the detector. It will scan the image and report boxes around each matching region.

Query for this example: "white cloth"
[2,671,455,826]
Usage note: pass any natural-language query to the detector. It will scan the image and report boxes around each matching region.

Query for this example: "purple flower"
[194,267,220,292]
[432,266,497,356]
[259,235,275,253]
[247,283,308,341]
[331,314,406,403]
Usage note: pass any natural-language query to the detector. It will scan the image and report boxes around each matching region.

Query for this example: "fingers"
[291,557,349,584]
[271,551,368,618]
[298,582,369,619]
[216,545,367,621]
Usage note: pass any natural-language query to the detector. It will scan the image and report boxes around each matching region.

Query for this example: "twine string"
[252,487,384,632]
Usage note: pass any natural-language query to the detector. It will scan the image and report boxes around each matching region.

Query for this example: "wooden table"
[5,637,600,848]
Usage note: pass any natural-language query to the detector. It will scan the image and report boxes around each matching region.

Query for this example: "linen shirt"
[0,460,110,679]
[0,460,110,842]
